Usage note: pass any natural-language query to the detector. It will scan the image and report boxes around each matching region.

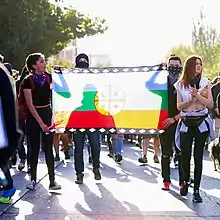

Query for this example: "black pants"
[10,120,29,163]
[180,126,208,190]
[106,134,113,154]
[159,123,183,184]
[73,130,100,175]
[26,107,54,183]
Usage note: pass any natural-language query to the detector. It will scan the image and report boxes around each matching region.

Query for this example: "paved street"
[1,143,220,220]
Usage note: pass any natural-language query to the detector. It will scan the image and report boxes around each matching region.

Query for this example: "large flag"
[52,66,168,134]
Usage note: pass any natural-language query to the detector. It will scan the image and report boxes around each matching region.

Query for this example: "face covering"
[190,74,201,89]
[76,61,89,69]
[168,66,182,85]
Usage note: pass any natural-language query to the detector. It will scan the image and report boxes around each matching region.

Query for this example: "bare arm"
[176,89,193,111]
[23,89,44,125]
[195,83,213,109]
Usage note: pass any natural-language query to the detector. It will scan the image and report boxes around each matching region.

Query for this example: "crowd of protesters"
[0,52,219,204]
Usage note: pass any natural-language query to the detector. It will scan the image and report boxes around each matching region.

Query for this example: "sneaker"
[107,153,114,158]
[93,169,101,180]
[75,174,84,184]
[135,143,142,149]
[0,187,16,204]
[18,160,25,171]
[180,182,189,196]
[54,154,60,161]
[162,182,170,191]
[193,190,203,203]
[64,151,70,160]
[49,181,61,190]
[89,156,92,164]
[153,155,159,163]
[26,180,36,190]
[138,156,148,164]
[115,154,123,163]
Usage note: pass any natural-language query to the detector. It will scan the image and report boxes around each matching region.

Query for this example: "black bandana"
[168,66,182,85]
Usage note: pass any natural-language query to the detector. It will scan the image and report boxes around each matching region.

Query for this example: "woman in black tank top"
[23,53,61,191]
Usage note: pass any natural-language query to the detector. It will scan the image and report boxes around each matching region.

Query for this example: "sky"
[65,0,220,66]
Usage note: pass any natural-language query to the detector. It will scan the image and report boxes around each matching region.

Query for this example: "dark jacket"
[211,82,220,118]
[0,67,22,165]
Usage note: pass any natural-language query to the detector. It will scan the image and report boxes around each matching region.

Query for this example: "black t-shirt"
[22,73,52,106]
[167,77,179,118]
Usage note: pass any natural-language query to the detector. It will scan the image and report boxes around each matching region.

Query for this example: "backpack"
[18,73,51,121]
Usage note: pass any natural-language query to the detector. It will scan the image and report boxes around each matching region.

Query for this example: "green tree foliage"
[192,10,220,77]
[0,0,107,69]
[166,10,220,78]
[166,45,195,64]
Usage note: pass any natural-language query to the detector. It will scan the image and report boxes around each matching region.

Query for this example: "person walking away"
[22,53,61,191]
[175,55,215,202]
[0,63,22,203]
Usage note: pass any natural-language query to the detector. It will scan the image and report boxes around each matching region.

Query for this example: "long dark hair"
[180,55,203,87]
[20,66,29,82]
[26,53,44,72]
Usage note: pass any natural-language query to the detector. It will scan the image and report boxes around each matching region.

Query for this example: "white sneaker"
[26,180,36,190]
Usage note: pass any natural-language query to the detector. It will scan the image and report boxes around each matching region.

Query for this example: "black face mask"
[168,66,182,74]
[168,66,182,86]
[190,74,201,89]
[76,61,89,69]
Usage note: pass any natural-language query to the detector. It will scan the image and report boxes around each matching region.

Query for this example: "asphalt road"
[1,143,220,220]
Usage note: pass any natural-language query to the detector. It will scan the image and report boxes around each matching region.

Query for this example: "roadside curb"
[0,159,64,216]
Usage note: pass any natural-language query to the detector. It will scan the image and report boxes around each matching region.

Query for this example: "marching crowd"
[0,51,219,206]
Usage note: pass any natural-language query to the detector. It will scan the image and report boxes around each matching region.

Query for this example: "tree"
[94,61,112,68]
[192,10,220,77]
[0,0,107,70]
[166,45,195,63]
[166,10,220,78]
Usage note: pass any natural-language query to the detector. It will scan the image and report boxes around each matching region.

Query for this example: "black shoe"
[193,190,203,203]
[89,156,92,164]
[115,154,123,163]
[49,181,61,190]
[18,160,25,171]
[138,156,148,164]
[75,174,84,184]
[107,153,114,158]
[93,169,101,180]
[64,151,70,160]
[180,182,189,196]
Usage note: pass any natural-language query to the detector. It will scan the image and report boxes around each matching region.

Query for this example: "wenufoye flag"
[52,66,168,134]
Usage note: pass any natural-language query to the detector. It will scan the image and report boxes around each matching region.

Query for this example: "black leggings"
[180,126,208,190]
[26,107,54,183]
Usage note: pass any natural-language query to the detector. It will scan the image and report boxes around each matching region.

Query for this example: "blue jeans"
[112,134,123,155]
[73,130,100,174]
